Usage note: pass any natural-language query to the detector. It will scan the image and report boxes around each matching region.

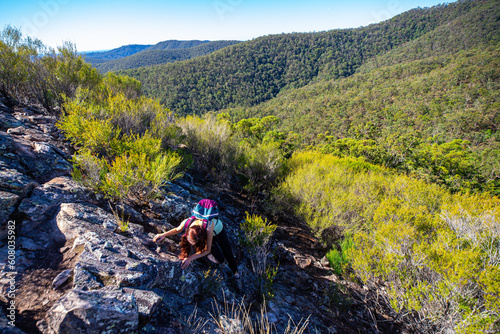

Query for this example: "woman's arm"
[153,221,184,243]
[181,223,215,269]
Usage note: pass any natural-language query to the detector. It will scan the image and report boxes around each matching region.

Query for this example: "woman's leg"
[209,242,224,264]
[212,229,238,275]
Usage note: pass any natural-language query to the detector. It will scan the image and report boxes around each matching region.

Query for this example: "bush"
[273,150,500,332]
[0,26,101,111]
[59,82,183,205]
[326,233,354,276]
[238,140,284,193]
[240,213,278,300]
[178,114,240,186]
[272,151,389,239]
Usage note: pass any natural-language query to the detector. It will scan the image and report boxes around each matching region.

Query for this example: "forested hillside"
[121,0,493,115]
[93,40,241,72]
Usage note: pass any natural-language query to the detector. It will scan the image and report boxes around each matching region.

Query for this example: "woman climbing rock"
[153,199,240,280]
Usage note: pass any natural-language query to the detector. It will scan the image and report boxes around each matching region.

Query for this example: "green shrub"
[59,83,182,205]
[240,213,278,300]
[240,213,277,252]
[326,233,354,276]
[273,150,500,332]
[238,140,284,193]
[0,26,101,111]
[178,114,239,185]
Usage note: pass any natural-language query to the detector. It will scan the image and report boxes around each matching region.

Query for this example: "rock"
[171,178,207,198]
[122,288,162,321]
[18,177,91,233]
[0,308,26,333]
[108,202,144,224]
[278,267,313,290]
[73,267,103,291]
[159,194,194,221]
[103,218,118,232]
[17,237,44,251]
[320,256,330,267]
[52,269,73,290]
[0,191,19,222]
[38,287,139,334]
[293,254,313,269]
[54,202,181,291]
[0,113,23,131]
[276,243,314,269]
[0,168,37,197]
[55,202,115,240]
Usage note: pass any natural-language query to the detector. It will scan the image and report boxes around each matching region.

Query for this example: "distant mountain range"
[83,40,241,72]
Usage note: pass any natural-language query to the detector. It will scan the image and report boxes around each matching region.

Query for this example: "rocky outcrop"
[37,287,140,334]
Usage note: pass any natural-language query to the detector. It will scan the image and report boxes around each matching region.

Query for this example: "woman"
[153,199,240,279]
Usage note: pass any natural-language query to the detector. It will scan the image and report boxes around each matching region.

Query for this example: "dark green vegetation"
[85,40,240,72]
[2,0,499,332]
[122,0,498,116]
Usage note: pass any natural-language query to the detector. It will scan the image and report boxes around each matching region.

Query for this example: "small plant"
[240,213,277,251]
[326,233,354,276]
[198,269,223,299]
[240,213,278,301]
[181,305,208,334]
[109,202,130,233]
[210,297,309,334]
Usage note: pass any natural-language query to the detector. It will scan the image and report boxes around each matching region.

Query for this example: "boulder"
[158,193,193,221]
[27,142,72,182]
[55,202,184,291]
[122,288,162,321]
[38,287,139,334]
[18,177,91,233]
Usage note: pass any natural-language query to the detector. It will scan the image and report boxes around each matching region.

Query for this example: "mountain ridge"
[121,0,486,115]
[92,40,241,72]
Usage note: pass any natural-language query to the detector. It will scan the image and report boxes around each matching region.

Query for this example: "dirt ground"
[14,238,79,334]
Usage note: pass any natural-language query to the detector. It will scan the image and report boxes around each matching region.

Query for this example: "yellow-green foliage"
[0,26,101,111]
[275,150,500,333]
[274,151,389,234]
[178,114,285,192]
[240,213,278,300]
[58,80,182,204]
[240,212,277,251]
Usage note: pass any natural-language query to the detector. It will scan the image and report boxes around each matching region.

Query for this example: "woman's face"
[186,233,198,245]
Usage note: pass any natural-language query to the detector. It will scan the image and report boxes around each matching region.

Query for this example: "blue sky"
[1,0,455,51]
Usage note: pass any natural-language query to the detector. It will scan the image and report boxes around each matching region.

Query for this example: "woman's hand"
[181,257,192,269]
[153,234,165,243]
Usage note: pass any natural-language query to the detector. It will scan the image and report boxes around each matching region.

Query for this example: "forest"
[121,0,498,115]
[1,0,499,332]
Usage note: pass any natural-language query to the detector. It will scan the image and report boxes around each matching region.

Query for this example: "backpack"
[183,199,219,231]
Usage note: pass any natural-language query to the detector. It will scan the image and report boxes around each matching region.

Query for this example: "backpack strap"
[183,216,195,232]
[183,216,208,232]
